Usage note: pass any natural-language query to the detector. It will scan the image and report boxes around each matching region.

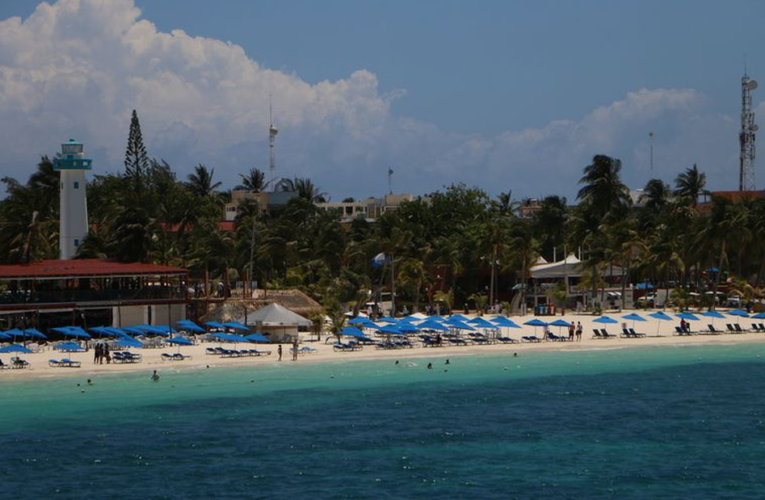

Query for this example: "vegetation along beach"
[1,0,765,498]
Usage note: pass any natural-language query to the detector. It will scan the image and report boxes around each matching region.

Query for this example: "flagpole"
[388,168,393,195]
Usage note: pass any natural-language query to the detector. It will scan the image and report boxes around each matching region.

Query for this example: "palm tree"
[282,177,326,203]
[674,164,706,207]
[398,258,428,312]
[639,179,671,213]
[238,168,265,193]
[186,164,222,198]
[577,155,631,221]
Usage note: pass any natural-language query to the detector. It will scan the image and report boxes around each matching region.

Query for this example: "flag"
[388,168,394,176]
[372,252,386,268]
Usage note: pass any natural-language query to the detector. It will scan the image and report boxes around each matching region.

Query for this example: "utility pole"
[649,132,654,171]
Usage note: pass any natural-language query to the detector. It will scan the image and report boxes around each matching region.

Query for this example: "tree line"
[1,111,764,312]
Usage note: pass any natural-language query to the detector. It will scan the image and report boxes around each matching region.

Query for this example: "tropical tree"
[186,165,222,199]
[124,109,150,194]
[674,164,706,207]
[238,168,266,193]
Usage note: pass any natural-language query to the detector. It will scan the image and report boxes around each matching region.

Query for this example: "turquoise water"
[2,344,765,498]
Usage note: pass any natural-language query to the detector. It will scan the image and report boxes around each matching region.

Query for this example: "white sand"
[1,312,762,380]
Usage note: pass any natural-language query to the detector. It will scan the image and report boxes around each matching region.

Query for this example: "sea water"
[1,344,765,499]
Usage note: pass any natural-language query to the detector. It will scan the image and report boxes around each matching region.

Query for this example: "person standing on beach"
[576,322,583,341]
[104,343,111,364]
[568,323,575,341]
[292,339,299,361]
[277,344,283,361]
[94,343,100,364]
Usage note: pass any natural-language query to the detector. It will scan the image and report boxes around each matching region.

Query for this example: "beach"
[3,312,763,380]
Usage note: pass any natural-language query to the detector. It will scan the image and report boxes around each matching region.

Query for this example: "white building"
[54,139,91,259]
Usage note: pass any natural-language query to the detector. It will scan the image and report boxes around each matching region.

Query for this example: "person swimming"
[445,359,450,365]
[427,363,432,370]
[151,370,160,382]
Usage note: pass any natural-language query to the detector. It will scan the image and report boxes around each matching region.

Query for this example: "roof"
[161,221,236,232]
[0,259,187,280]
[240,303,311,327]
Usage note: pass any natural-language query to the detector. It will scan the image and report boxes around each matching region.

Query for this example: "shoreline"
[4,313,765,381]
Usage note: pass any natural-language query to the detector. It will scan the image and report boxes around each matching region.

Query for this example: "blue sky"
[0,0,764,200]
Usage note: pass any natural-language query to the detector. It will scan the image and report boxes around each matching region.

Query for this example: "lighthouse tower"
[54,139,92,259]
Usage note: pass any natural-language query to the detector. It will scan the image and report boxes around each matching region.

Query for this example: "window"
[74,181,79,189]
[74,239,80,247]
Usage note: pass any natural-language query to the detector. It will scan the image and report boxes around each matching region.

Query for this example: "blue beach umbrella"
[245,333,270,343]
[177,320,206,333]
[593,316,618,324]
[205,321,227,331]
[55,341,85,352]
[398,323,420,334]
[22,328,47,340]
[339,327,366,339]
[210,333,247,344]
[448,314,470,322]
[223,322,250,332]
[51,327,91,340]
[0,344,33,354]
[417,320,449,332]
[167,337,193,346]
[524,318,547,327]
[751,312,765,319]
[622,313,646,322]
[548,319,571,327]
[377,317,398,324]
[121,327,147,336]
[445,319,476,331]
[523,318,547,336]
[379,324,404,335]
[677,312,699,321]
[469,317,498,329]
[425,315,445,322]
[649,311,673,335]
[491,317,521,329]
[0,332,10,341]
[701,310,726,327]
[114,337,144,349]
[347,317,371,325]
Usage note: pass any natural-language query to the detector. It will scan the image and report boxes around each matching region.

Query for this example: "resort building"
[0,259,188,331]
[224,188,298,221]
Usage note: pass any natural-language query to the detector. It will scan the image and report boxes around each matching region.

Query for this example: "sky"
[0,0,764,201]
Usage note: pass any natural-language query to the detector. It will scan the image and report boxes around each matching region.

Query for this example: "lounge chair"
[675,326,690,336]
[61,358,81,368]
[751,323,763,332]
[0,359,10,370]
[734,323,747,333]
[629,328,646,338]
[522,335,541,343]
[11,357,29,369]
[592,329,604,339]
[497,336,517,344]
[706,324,722,334]
[547,332,567,341]
[759,323,765,331]
[726,324,738,333]
[600,329,616,339]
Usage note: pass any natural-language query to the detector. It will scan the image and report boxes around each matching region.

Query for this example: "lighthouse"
[54,139,92,260]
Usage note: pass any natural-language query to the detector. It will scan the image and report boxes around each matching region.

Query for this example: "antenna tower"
[740,71,758,191]
[269,95,278,191]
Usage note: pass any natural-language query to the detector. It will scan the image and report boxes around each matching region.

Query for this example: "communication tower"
[740,72,758,191]
[269,96,278,191]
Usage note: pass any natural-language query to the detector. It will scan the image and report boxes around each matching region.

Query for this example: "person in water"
[427,363,433,370]
[151,370,160,382]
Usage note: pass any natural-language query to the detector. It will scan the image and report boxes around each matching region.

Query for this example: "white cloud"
[0,0,753,200]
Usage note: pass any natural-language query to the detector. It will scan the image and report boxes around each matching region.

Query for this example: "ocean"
[1,344,764,499]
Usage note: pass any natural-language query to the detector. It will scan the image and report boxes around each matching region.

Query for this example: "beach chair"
[759,323,765,331]
[11,357,29,369]
[726,324,737,333]
[751,323,763,332]
[592,329,604,339]
[675,326,690,336]
[706,324,722,334]
[0,359,10,370]
[600,329,616,339]
[522,335,541,343]
[621,328,632,338]
[629,328,646,338]
[61,358,81,368]
[49,359,62,367]
[497,336,517,344]
[734,323,746,333]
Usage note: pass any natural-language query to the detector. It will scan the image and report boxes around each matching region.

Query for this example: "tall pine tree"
[124,109,149,193]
